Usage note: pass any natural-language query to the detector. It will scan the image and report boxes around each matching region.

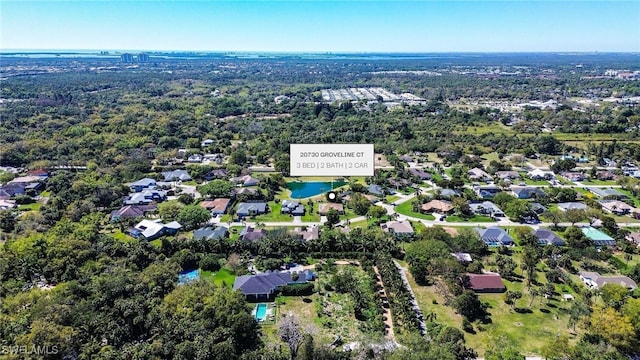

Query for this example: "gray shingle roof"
[233,272,292,296]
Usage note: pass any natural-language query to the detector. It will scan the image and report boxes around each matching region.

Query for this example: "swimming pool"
[287,181,347,198]
[178,269,200,285]
[254,303,268,321]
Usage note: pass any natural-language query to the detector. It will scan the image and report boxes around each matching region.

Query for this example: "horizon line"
[2,49,640,55]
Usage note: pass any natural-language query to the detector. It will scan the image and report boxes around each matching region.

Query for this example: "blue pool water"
[178,269,200,285]
[255,303,268,321]
[287,181,347,198]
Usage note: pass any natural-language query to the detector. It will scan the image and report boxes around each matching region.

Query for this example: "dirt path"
[373,265,396,342]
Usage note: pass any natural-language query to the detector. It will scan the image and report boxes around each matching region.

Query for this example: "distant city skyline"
[1,1,639,53]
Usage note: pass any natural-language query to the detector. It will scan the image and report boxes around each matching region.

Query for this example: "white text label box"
[290,144,374,177]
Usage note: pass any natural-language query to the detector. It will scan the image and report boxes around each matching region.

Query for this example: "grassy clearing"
[18,203,42,211]
[395,201,436,220]
[404,266,575,356]
[581,179,618,185]
[276,265,381,345]
[201,268,236,289]
[112,230,135,243]
[386,195,402,203]
[301,202,321,222]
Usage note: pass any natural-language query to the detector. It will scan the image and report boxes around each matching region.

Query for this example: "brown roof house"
[319,203,344,215]
[466,273,506,293]
[421,200,454,214]
[200,198,231,215]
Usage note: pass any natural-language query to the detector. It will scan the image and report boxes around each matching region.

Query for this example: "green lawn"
[18,202,41,211]
[617,189,640,207]
[253,202,294,222]
[581,179,618,186]
[112,230,135,243]
[410,220,427,234]
[301,202,321,222]
[201,268,236,289]
[445,215,494,223]
[395,201,436,220]
[386,195,402,203]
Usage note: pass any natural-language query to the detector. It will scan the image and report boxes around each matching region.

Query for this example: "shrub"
[199,255,221,272]
[281,282,314,296]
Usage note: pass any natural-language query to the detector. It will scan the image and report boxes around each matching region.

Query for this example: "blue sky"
[1,1,639,52]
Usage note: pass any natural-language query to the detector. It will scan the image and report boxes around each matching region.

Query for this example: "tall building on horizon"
[120,53,134,63]
[137,53,149,63]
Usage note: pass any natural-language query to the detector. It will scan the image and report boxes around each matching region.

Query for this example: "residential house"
[187,154,203,163]
[409,168,432,180]
[233,272,292,300]
[162,170,192,182]
[529,202,547,215]
[201,139,214,147]
[236,202,268,217]
[110,204,157,222]
[26,169,49,178]
[590,188,627,200]
[532,228,566,246]
[281,200,305,216]
[292,225,320,241]
[399,155,414,163]
[598,200,635,216]
[231,175,259,187]
[438,189,461,198]
[581,226,617,247]
[511,186,547,199]
[527,169,555,180]
[388,178,408,190]
[203,154,225,165]
[129,178,157,192]
[468,167,491,182]
[319,203,344,215]
[240,226,267,242]
[0,189,12,200]
[561,172,585,182]
[475,227,514,246]
[466,273,506,293]
[557,202,588,212]
[123,189,166,205]
[469,201,505,217]
[367,184,385,196]
[129,219,182,240]
[421,200,454,214]
[475,186,502,199]
[193,226,229,241]
[234,187,259,196]
[204,169,228,181]
[0,183,26,197]
[596,171,616,181]
[451,252,472,263]
[627,232,640,246]
[496,171,520,181]
[380,220,414,238]
[602,158,616,167]
[579,272,637,291]
[0,199,17,210]
[200,198,231,215]
[341,193,379,204]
